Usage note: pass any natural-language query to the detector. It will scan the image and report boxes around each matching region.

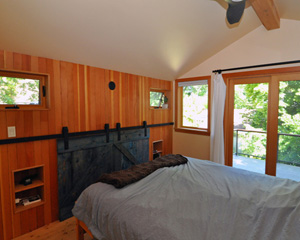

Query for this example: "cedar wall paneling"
[0,50,173,239]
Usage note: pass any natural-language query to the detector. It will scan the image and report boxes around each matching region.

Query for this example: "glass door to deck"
[227,73,300,182]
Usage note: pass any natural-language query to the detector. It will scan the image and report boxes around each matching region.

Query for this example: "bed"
[72,155,300,240]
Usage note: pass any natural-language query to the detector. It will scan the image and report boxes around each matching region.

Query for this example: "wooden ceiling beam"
[249,0,280,30]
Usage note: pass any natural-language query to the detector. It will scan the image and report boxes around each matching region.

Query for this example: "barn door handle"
[105,124,110,143]
[143,121,147,137]
[62,127,69,150]
[116,123,121,141]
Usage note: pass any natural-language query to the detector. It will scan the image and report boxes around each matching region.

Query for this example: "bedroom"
[0,0,300,239]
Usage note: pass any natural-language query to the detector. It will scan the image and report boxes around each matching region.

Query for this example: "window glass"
[0,70,47,109]
[0,77,40,105]
[182,82,208,129]
[276,80,300,181]
[150,91,164,107]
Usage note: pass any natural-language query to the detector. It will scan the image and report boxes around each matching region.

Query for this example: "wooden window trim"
[0,70,49,110]
[175,76,211,136]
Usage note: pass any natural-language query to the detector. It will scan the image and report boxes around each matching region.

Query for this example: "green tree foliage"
[182,85,208,128]
[0,77,39,105]
[150,91,163,107]
[277,81,300,165]
[20,80,39,103]
[235,131,267,160]
[183,85,207,97]
[278,81,300,133]
[235,83,268,131]
[0,77,18,104]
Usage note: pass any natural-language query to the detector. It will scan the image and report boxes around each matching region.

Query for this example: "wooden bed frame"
[76,217,95,240]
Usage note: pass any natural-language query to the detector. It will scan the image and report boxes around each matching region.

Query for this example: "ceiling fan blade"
[226,0,246,24]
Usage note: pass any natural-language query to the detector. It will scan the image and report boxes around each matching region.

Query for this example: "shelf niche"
[12,165,45,213]
[153,140,163,159]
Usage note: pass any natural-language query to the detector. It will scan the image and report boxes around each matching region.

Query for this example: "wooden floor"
[13,217,93,240]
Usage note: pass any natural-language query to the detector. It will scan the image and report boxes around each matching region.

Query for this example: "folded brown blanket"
[98,154,188,188]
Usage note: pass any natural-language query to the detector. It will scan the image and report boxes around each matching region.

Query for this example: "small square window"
[150,91,164,108]
[0,70,48,110]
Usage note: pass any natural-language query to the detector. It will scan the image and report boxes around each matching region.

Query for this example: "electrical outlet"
[8,126,16,138]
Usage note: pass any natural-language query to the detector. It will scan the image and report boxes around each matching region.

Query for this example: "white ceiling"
[0,0,299,80]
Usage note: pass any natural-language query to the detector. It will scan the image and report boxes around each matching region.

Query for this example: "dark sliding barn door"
[57,129,149,221]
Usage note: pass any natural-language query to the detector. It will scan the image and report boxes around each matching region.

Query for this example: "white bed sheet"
[72,157,300,240]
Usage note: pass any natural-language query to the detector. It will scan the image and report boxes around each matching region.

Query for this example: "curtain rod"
[212,60,300,74]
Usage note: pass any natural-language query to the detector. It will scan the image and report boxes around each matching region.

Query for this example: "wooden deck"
[13,217,92,240]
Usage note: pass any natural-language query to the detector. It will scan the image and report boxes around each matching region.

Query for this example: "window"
[175,76,211,135]
[150,90,169,109]
[150,91,164,108]
[0,70,48,110]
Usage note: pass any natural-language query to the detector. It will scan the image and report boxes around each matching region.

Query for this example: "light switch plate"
[8,126,16,138]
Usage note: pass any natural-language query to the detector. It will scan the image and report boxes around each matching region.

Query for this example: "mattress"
[72,157,300,240]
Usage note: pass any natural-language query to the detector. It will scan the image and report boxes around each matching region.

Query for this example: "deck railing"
[233,129,300,166]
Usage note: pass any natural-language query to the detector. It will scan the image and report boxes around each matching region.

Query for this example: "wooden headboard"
[57,128,149,221]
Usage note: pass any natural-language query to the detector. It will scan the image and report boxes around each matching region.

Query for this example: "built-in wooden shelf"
[15,179,44,193]
[12,165,45,213]
[15,200,45,213]
[153,140,163,159]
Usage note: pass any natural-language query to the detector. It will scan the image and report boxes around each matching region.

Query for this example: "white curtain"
[210,73,226,165]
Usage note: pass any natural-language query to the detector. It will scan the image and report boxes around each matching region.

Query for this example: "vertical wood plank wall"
[0,50,173,240]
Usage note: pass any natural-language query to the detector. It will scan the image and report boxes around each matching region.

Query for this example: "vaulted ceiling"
[0,0,299,80]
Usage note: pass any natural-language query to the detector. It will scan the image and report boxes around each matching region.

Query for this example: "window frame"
[0,70,49,110]
[175,76,211,135]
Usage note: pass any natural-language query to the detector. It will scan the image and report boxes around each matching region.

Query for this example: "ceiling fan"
[225,0,246,24]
